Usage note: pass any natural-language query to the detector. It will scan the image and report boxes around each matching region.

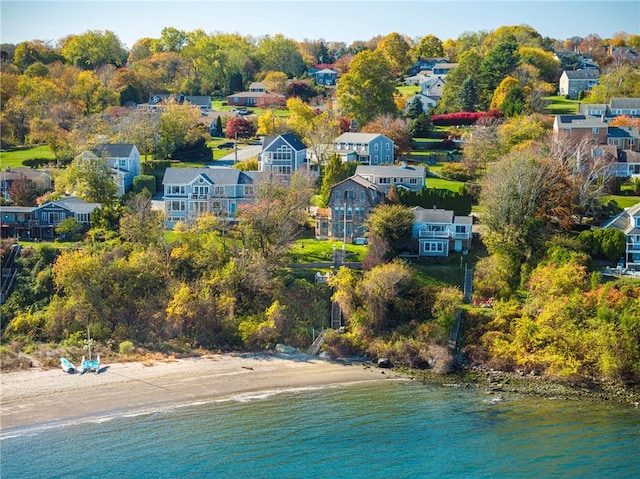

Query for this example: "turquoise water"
[2,380,639,478]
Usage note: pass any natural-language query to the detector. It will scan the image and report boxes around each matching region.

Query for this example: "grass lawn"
[543,95,580,115]
[0,145,56,168]
[396,85,420,96]
[604,194,640,209]
[211,100,290,119]
[288,238,368,263]
[427,177,465,191]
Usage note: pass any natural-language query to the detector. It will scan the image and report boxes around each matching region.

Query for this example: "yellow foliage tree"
[490,76,521,111]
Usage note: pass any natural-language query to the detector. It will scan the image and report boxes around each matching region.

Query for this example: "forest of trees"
[1,25,640,384]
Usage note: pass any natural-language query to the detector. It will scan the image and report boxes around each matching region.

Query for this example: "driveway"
[215,144,262,164]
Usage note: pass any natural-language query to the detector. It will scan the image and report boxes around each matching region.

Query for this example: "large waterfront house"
[0,196,100,240]
[412,206,473,257]
[162,167,260,229]
[333,133,394,165]
[602,202,640,270]
[354,164,426,194]
[259,133,308,177]
[315,175,386,241]
[77,143,141,196]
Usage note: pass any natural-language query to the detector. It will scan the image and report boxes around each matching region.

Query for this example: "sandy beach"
[0,353,395,431]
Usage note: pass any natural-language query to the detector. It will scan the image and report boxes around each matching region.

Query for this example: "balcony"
[190,193,208,199]
[418,229,450,239]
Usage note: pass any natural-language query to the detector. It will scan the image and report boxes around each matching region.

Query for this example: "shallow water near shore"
[2,380,639,478]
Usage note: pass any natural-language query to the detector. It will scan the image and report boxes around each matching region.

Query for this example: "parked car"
[217,142,235,149]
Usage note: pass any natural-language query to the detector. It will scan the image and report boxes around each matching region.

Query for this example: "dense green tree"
[460,76,479,112]
[405,96,425,119]
[364,204,414,258]
[157,99,205,159]
[478,34,520,108]
[13,40,62,71]
[409,113,432,138]
[61,30,127,69]
[319,153,357,205]
[587,65,640,103]
[62,155,119,204]
[376,32,412,77]
[337,50,397,126]
[436,49,482,113]
[256,34,306,77]
[411,34,444,60]
[501,84,525,117]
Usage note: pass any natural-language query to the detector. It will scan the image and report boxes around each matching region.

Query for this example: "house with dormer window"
[259,133,308,177]
[334,133,394,165]
[162,167,259,229]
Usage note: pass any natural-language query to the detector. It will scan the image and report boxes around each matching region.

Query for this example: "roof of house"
[46,196,101,213]
[92,144,136,158]
[163,167,256,185]
[332,175,382,192]
[335,132,388,143]
[356,164,426,178]
[263,133,307,152]
[609,98,640,109]
[0,167,51,182]
[248,82,265,90]
[608,126,639,139]
[314,68,337,75]
[603,202,640,235]
[227,91,267,98]
[555,115,608,129]
[562,70,600,79]
[412,206,454,224]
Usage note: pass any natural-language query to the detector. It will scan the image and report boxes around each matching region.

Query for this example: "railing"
[627,243,640,251]
[418,230,450,239]
[190,193,208,199]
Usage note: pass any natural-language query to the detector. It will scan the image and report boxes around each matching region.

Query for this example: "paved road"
[216,144,262,164]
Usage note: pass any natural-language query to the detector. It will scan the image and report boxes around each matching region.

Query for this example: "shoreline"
[0,353,396,431]
[401,366,640,406]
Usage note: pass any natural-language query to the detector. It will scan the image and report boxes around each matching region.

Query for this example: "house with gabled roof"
[0,196,100,240]
[77,143,141,196]
[259,133,308,177]
[311,68,338,86]
[412,206,473,257]
[0,167,52,203]
[602,202,640,270]
[162,167,260,229]
[355,163,426,194]
[609,98,640,117]
[315,175,386,241]
[420,76,446,99]
[559,70,599,100]
[334,133,394,165]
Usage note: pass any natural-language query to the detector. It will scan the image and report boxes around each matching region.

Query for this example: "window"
[386,143,390,151]
[455,225,467,234]
[385,155,390,162]
[118,159,127,168]
[424,241,444,252]
[244,185,254,196]
[75,213,89,223]
[592,128,599,134]
[379,177,390,184]
[409,178,418,184]
[344,190,355,199]
[214,186,225,196]
[167,185,186,195]
[168,200,185,212]
[374,144,379,151]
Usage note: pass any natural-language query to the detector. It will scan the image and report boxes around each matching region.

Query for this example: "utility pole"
[234,129,238,165]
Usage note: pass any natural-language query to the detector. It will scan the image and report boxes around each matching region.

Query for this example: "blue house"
[412,207,473,257]
[162,167,259,229]
[259,133,308,177]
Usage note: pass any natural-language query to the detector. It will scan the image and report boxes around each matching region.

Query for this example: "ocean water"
[1,380,639,478]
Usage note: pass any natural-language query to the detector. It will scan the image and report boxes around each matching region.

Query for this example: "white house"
[259,133,308,176]
[334,133,394,165]
[355,163,426,194]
